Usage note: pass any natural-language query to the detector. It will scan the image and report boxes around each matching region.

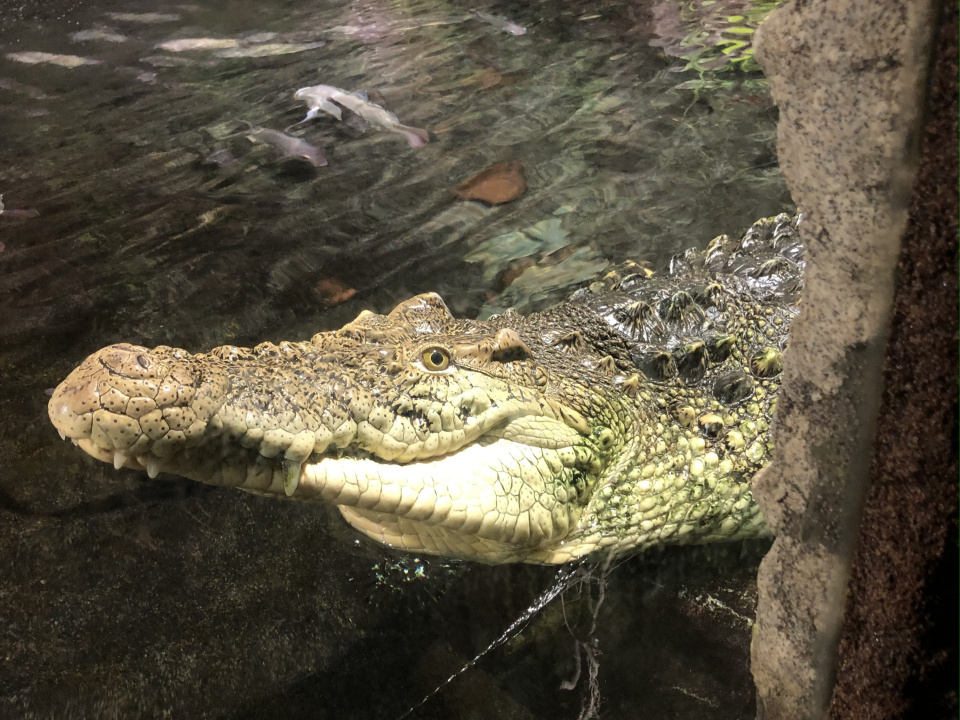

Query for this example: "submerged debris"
[452,160,526,205]
[313,277,357,307]
[472,66,523,90]
[466,217,570,282]
[480,247,610,318]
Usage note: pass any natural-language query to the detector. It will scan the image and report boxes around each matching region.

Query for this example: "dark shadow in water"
[232,542,769,720]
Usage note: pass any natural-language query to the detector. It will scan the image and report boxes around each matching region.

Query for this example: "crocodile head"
[50,217,799,564]
[49,293,642,563]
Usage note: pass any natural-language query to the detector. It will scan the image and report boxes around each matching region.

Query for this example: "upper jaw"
[47,342,596,488]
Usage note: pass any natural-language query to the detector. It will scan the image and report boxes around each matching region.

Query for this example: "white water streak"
[395,564,579,720]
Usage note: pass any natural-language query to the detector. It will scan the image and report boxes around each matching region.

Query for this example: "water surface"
[0,0,789,716]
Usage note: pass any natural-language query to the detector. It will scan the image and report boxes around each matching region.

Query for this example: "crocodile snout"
[98,343,159,378]
[48,344,160,440]
[48,342,228,465]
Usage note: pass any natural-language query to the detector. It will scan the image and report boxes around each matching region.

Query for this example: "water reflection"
[0,0,788,717]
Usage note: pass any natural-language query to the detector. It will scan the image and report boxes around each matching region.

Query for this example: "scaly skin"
[49,215,802,564]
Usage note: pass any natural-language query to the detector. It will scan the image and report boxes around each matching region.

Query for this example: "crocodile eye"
[421,346,451,371]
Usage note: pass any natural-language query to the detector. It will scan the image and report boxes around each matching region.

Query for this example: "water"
[0,0,788,717]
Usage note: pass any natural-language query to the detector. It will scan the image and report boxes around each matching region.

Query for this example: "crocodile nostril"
[99,344,156,378]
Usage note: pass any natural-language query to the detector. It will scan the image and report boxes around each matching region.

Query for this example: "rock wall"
[828,6,959,718]
[750,0,948,718]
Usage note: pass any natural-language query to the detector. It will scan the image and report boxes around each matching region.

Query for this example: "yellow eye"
[421,346,451,371]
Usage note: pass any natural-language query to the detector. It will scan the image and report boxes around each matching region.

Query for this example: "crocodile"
[48,214,802,564]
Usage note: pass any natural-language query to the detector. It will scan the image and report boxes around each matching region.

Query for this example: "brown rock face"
[828,6,959,719]
[452,160,527,205]
[750,0,947,719]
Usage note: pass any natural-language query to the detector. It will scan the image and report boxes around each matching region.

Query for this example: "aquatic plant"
[650,0,787,92]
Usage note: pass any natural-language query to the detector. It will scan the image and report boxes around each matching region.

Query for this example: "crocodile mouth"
[64,411,597,558]
[62,409,590,490]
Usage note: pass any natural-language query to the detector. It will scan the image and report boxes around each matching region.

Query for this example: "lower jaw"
[299,437,584,548]
[70,435,585,548]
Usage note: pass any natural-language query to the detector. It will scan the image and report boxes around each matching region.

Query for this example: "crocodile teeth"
[58,430,66,441]
[113,452,128,470]
[145,456,161,479]
[283,460,301,497]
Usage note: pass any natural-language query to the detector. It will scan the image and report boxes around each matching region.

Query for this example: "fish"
[155,37,323,57]
[329,16,468,38]
[156,38,240,52]
[70,29,129,43]
[241,32,279,43]
[0,208,39,218]
[214,42,324,58]
[470,10,527,36]
[140,55,220,68]
[201,148,236,168]
[5,52,101,67]
[105,12,180,23]
[0,194,39,218]
[294,84,429,148]
[0,77,52,99]
[242,124,327,167]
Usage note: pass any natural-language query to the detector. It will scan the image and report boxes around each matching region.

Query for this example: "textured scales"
[49,215,803,564]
